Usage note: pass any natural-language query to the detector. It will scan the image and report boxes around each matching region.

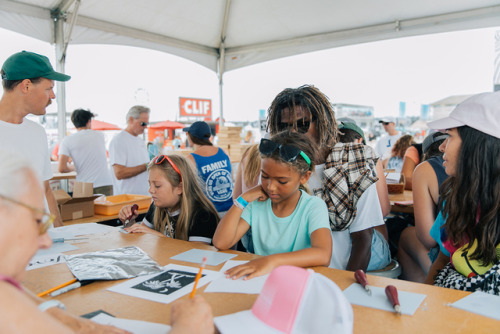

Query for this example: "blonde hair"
[242,144,261,188]
[149,154,219,240]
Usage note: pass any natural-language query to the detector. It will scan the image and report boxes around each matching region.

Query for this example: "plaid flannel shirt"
[313,142,379,232]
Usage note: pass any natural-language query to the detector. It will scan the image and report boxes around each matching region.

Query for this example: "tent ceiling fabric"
[1,0,500,73]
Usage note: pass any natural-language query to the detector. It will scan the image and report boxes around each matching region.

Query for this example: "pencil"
[37,278,78,297]
[189,257,207,298]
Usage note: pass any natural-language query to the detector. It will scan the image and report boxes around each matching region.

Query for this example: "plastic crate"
[94,194,151,216]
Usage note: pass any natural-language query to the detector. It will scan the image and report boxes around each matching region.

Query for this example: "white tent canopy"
[1,0,500,136]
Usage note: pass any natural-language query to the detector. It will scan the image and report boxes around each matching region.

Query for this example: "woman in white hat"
[425,92,500,295]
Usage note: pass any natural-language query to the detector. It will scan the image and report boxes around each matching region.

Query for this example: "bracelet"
[38,300,66,312]
[233,196,248,210]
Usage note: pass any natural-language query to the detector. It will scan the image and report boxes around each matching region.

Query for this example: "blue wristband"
[234,196,248,210]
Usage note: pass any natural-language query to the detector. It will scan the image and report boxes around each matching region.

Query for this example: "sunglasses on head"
[259,138,311,166]
[0,194,54,235]
[153,155,182,182]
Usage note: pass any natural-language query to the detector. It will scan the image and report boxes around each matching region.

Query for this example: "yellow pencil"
[37,278,78,297]
[190,257,207,298]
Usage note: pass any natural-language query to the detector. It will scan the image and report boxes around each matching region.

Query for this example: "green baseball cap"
[1,51,71,82]
[339,121,366,144]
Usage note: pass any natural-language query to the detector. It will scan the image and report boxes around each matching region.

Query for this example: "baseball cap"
[427,92,500,139]
[214,266,353,334]
[339,121,366,144]
[183,121,211,140]
[422,131,448,154]
[379,116,396,124]
[1,51,71,82]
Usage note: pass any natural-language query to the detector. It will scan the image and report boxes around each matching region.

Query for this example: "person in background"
[383,134,415,172]
[119,154,219,244]
[375,116,402,161]
[146,141,159,160]
[184,121,234,217]
[58,109,113,196]
[0,150,128,333]
[243,130,255,144]
[109,105,150,195]
[424,92,500,295]
[213,132,332,279]
[172,135,182,150]
[397,132,448,282]
[267,85,390,272]
[401,141,423,190]
[0,50,68,227]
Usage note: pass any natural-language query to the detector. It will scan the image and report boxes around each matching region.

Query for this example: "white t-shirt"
[59,129,112,187]
[375,133,402,160]
[0,118,52,182]
[308,163,384,270]
[109,130,149,195]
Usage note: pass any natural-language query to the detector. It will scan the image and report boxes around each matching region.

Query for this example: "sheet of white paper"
[451,291,500,321]
[170,249,237,266]
[91,313,171,334]
[34,242,78,257]
[386,172,401,183]
[343,283,426,315]
[48,229,77,240]
[108,263,220,304]
[26,253,66,271]
[204,260,267,294]
[53,223,116,236]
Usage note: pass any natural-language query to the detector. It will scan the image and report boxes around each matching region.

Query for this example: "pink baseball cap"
[427,92,500,139]
[214,266,353,334]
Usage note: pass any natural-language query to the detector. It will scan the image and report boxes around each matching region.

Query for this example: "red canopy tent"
[91,119,121,131]
[148,121,185,129]
[148,121,185,144]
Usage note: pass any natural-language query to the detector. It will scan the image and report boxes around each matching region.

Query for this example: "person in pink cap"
[425,92,500,295]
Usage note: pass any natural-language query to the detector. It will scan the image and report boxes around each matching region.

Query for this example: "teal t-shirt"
[240,190,330,256]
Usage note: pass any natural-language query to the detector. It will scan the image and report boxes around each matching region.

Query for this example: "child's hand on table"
[224,256,276,280]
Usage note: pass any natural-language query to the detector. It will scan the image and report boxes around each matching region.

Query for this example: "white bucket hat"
[427,92,500,139]
[214,266,353,334]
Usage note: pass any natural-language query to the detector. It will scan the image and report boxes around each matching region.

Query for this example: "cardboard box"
[53,182,100,221]
[387,174,405,194]
[94,194,152,216]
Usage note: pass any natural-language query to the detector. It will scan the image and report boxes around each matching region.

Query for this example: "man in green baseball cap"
[0,51,72,228]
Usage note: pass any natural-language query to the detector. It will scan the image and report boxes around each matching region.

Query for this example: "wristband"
[38,300,66,312]
[233,196,248,210]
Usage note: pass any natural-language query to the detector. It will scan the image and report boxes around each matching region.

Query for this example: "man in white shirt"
[58,109,113,195]
[0,51,70,227]
[375,116,402,161]
[109,105,150,195]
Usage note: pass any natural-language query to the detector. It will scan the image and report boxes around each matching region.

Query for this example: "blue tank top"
[191,148,233,212]
[427,156,447,187]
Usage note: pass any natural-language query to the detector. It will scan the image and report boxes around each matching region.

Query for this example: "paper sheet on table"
[27,253,66,271]
[450,291,500,321]
[170,249,237,266]
[34,242,78,257]
[343,283,426,315]
[48,229,77,240]
[91,313,171,334]
[108,263,220,304]
[204,260,267,294]
[52,223,116,236]
[386,173,401,183]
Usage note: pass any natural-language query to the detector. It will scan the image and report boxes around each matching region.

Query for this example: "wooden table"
[24,232,499,333]
[389,190,414,214]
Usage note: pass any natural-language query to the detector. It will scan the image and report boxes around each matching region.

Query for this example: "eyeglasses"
[259,138,311,166]
[153,155,183,181]
[140,122,149,127]
[277,118,312,134]
[0,194,54,235]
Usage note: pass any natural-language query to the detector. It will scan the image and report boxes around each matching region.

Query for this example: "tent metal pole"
[54,13,67,142]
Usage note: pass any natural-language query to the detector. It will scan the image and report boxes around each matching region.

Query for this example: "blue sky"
[1,26,499,124]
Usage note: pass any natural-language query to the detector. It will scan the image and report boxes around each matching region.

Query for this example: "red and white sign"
[179,97,212,118]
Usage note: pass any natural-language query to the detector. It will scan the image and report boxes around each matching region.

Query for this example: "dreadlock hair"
[149,154,219,241]
[439,126,500,265]
[267,85,339,149]
[391,134,415,158]
[260,131,317,194]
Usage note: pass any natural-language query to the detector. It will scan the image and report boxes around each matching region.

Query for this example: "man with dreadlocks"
[267,85,391,272]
